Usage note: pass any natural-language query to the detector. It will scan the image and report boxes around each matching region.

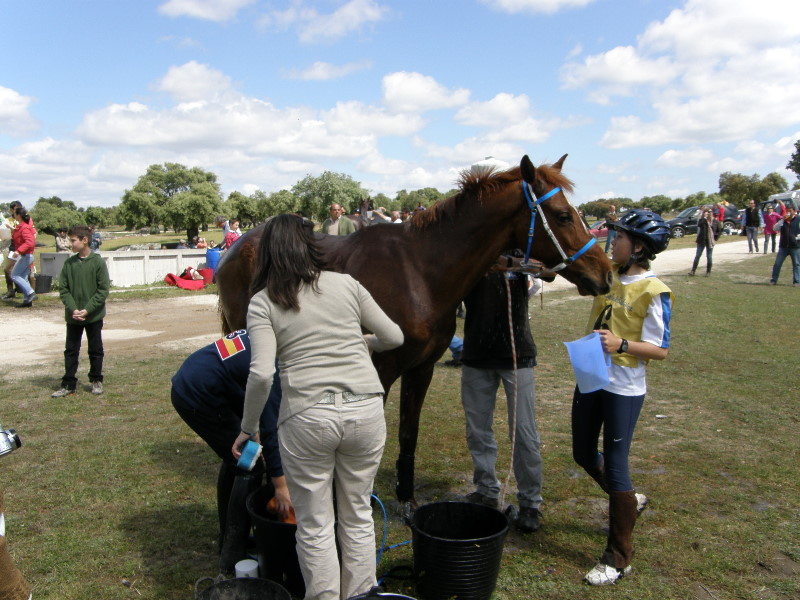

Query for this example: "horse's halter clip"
[521,181,596,274]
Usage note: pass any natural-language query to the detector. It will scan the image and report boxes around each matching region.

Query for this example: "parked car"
[759,191,800,215]
[665,204,742,238]
[588,220,609,240]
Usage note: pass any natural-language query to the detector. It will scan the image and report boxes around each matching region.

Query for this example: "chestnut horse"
[216,155,612,504]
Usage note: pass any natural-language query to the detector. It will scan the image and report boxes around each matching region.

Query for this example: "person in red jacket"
[9,207,37,307]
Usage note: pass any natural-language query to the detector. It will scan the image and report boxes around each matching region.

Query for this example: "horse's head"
[517,154,612,296]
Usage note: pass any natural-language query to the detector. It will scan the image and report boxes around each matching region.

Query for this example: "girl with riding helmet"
[571,208,674,586]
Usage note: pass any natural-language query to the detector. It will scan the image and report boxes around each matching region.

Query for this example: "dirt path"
[0,238,763,375]
[0,293,221,380]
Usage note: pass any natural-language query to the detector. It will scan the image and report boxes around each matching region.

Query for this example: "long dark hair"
[14,206,31,224]
[251,214,327,310]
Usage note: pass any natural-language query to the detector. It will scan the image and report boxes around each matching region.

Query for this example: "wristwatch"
[617,339,628,354]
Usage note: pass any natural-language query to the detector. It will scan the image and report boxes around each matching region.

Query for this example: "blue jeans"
[692,244,713,273]
[461,366,543,509]
[449,335,463,360]
[10,253,34,299]
[746,227,759,252]
[770,247,800,284]
[572,387,645,491]
[604,228,617,252]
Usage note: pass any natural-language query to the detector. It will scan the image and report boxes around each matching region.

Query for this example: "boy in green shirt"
[51,225,110,397]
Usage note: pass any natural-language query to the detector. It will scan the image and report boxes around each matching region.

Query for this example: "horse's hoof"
[400,500,417,526]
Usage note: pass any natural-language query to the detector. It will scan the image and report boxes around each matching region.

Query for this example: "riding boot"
[219,469,262,574]
[600,490,638,569]
[216,462,237,552]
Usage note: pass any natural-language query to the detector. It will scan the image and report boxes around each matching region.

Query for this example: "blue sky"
[1,0,799,208]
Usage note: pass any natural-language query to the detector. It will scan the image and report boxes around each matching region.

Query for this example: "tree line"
[8,140,800,233]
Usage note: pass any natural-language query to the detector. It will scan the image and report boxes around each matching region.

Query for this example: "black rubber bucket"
[246,484,305,598]
[410,501,508,600]
[34,275,52,293]
[194,577,290,600]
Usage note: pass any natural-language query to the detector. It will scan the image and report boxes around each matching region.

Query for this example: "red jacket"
[11,220,36,255]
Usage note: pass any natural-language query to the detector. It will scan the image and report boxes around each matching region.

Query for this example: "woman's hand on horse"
[231,430,260,460]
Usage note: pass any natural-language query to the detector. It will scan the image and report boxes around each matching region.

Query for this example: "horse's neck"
[412,199,522,308]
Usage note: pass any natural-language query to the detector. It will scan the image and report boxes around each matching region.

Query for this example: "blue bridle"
[521,181,597,273]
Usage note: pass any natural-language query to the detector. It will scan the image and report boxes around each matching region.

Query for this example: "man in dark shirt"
[459,256,543,532]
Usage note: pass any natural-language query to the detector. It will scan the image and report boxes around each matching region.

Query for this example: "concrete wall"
[40,249,217,288]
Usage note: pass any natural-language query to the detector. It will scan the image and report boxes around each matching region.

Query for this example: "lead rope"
[499,275,518,509]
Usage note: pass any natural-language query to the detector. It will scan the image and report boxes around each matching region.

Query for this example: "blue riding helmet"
[610,209,670,255]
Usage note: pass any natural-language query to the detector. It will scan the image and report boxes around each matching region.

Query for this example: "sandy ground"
[0,238,763,375]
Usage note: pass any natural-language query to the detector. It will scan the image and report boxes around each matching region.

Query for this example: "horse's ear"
[553,154,568,171]
[520,155,536,183]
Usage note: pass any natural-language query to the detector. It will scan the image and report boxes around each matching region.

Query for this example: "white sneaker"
[635,493,648,514]
[91,381,104,395]
[584,563,631,586]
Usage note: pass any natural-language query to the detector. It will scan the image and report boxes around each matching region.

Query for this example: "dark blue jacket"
[171,330,282,477]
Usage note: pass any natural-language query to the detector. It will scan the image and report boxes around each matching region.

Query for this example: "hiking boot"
[91,381,104,395]
[51,388,76,398]
[514,506,542,533]
[584,563,631,586]
[635,493,648,515]
[465,491,499,510]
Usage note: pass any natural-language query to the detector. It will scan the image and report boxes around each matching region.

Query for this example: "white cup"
[234,558,259,578]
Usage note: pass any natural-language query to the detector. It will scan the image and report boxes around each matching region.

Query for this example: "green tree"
[118,163,222,230]
[225,191,259,228]
[291,171,368,221]
[639,195,673,215]
[254,190,298,220]
[83,206,111,227]
[787,139,800,181]
[30,197,83,234]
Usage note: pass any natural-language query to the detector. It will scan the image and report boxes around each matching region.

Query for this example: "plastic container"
[206,248,222,272]
[564,331,611,393]
[34,275,53,294]
[247,484,305,598]
[409,501,508,600]
[197,268,214,285]
[194,577,290,600]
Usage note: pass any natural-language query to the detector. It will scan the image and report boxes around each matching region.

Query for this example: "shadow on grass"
[149,440,222,481]
[120,503,219,600]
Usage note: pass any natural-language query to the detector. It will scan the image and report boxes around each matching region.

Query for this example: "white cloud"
[156,61,235,102]
[478,0,596,14]
[158,0,256,21]
[566,1,800,148]
[0,86,40,137]
[561,46,679,100]
[321,101,424,136]
[455,93,531,127]
[284,60,372,81]
[657,147,714,168]
[382,72,470,113]
[260,0,389,43]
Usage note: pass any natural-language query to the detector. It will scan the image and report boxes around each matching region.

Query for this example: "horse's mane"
[409,162,574,230]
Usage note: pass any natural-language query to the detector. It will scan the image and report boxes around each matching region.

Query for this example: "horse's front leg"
[395,361,435,505]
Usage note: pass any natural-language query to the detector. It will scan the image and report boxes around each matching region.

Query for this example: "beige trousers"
[279,395,385,600]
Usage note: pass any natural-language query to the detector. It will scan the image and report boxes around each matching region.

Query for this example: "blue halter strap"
[521,181,597,272]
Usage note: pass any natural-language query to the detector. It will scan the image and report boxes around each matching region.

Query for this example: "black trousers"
[61,320,104,389]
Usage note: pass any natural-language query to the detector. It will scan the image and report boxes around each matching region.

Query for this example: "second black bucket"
[410,501,508,600]
[247,484,305,598]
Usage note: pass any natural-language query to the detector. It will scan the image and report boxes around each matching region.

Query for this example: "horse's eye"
[557,211,572,224]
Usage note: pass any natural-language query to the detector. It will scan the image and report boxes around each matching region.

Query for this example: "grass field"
[1,249,799,599]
